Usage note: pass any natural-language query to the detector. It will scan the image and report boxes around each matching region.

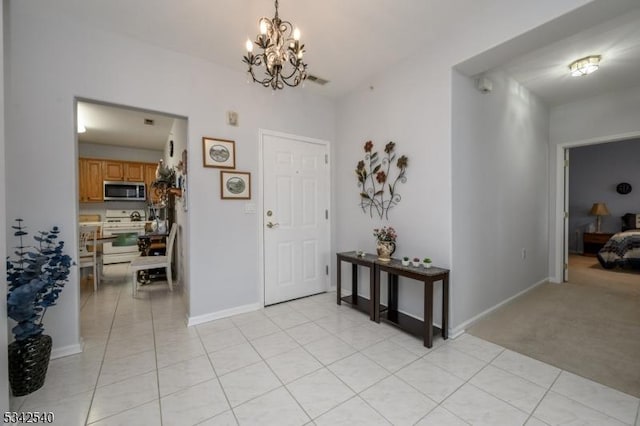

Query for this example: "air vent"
[144,118,155,125]
[307,74,330,86]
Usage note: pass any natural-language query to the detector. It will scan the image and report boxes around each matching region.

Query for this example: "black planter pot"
[8,334,52,396]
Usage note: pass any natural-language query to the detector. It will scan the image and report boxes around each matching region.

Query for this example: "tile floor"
[9,264,640,425]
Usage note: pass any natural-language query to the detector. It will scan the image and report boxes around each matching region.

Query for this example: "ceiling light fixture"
[569,55,601,77]
[243,0,307,90]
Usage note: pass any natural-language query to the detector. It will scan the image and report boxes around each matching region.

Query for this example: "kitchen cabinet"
[125,162,145,182]
[103,161,124,181]
[79,158,104,202]
[79,158,159,203]
[144,163,161,204]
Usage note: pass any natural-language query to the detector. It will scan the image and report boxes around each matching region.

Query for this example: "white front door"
[262,131,330,305]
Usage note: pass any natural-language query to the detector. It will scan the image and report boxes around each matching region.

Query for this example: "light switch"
[244,203,256,214]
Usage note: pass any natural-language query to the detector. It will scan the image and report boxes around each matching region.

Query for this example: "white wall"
[5,3,335,352]
[568,139,640,251]
[1,0,10,412]
[549,85,640,281]
[334,0,589,332]
[452,69,550,330]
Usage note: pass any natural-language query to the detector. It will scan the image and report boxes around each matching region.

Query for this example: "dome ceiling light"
[569,55,601,77]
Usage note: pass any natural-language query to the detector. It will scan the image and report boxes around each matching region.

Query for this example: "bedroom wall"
[568,138,640,251]
[549,84,640,281]
[451,69,550,331]
[5,2,335,353]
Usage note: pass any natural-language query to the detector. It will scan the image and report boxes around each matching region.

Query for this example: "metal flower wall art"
[355,140,408,219]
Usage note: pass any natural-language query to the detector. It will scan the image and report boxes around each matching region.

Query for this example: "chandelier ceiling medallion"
[243,0,308,90]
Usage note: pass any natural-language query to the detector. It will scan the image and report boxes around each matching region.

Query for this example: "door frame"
[552,131,640,283]
[257,129,331,307]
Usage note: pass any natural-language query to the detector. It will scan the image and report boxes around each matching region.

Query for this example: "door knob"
[266,221,279,229]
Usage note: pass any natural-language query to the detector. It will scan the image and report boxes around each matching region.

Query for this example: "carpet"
[468,255,640,398]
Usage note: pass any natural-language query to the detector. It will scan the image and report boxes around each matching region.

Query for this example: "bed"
[597,213,640,269]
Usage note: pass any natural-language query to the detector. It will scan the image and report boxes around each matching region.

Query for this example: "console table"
[336,252,378,320]
[374,259,449,348]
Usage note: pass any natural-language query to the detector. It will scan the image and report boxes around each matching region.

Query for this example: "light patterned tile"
[470,365,547,414]
[160,379,230,426]
[251,331,300,359]
[156,336,206,368]
[218,361,282,407]
[158,355,216,397]
[269,311,311,329]
[88,371,158,423]
[361,375,437,426]
[89,399,161,426]
[396,358,464,403]
[303,336,356,365]
[197,410,238,426]
[97,349,157,387]
[534,391,628,426]
[314,396,390,425]
[19,389,93,426]
[492,350,560,388]
[447,333,504,362]
[286,322,332,346]
[442,383,529,426]
[200,327,247,354]
[328,353,390,393]
[265,347,323,384]
[363,339,419,372]
[233,387,310,426]
[237,318,281,340]
[551,371,639,424]
[414,406,468,426]
[286,368,355,419]
[423,345,487,380]
[208,342,262,376]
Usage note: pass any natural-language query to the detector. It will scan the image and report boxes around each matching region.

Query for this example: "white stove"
[101,209,149,264]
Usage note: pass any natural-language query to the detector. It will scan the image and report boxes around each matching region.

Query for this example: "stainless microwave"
[103,181,146,201]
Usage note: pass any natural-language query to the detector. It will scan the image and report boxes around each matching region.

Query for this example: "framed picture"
[203,137,235,169]
[221,171,251,199]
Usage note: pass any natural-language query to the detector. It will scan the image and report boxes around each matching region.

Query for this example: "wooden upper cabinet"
[125,162,145,182]
[103,161,124,181]
[144,163,160,204]
[79,158,103,202]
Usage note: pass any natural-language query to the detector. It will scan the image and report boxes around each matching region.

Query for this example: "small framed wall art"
[221,171,251,199]
[203,137,235,169]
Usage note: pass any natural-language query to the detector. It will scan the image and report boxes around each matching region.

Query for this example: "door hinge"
[325,154,328,164]
[564,263,568,270]
[564,159,569,167]
[564,211,569,219]
[326,265,329,275]
[325,209,328,220]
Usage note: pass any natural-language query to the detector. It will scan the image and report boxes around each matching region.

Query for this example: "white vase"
[423,262,432,268]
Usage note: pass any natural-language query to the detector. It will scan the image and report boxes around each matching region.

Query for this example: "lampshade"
[589,202,610,216]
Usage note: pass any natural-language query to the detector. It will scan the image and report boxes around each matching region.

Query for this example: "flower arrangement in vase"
[6,219,74,396]
[373,226,397,262]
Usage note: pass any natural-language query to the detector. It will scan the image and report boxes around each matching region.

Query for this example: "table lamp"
[589,202,610,233]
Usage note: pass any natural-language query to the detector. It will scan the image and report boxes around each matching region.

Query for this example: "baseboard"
[51,341,83,360]
[187,302,262,327]
[450,277,549,337]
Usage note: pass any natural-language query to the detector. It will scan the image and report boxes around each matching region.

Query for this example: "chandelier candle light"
[243,0,308,90]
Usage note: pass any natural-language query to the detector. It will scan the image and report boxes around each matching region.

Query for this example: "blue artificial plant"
[6,219,73,341]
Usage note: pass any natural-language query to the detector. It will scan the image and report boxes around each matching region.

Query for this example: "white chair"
[130,223,178,297]
[79,224,100,292]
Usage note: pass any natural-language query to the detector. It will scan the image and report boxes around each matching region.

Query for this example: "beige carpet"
[468,254,640,397]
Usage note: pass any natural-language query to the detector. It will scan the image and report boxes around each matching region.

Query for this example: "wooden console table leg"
[388,274,398,312]
[374,264,381,323]
[351,263,358,306]
[424,279,434,348]
[336,255,342,305]
[442,274,449,339]
[368,265,376,321]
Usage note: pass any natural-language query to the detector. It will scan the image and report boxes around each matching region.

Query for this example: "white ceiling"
[66,1,640,147]
[77,101,175,150]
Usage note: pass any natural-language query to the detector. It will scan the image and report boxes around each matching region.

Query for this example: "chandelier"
[569,55,601,77]
[243,0,307,90]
